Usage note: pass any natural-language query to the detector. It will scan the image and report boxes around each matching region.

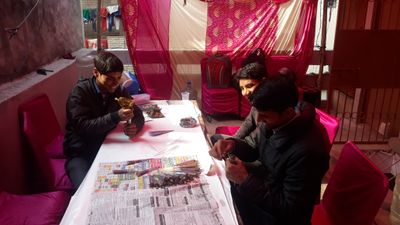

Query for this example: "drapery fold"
[121,0,173,100]
[120,0,318,99]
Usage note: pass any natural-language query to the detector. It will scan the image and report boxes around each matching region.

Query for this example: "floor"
[202,113,397,225]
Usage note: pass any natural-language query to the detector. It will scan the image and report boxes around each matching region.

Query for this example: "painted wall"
[0,60,80,193]
[0,0,83,84]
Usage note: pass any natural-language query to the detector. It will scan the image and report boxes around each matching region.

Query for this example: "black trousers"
[231,184,276,225]
[65,153,96,190]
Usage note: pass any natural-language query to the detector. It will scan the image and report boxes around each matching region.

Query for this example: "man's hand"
[226,156,248,184]
[124,123,137,138]
[118,108,133,121]
[209,139,235,160]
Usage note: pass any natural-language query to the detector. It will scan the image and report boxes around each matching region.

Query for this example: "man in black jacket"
[63,51,144,189]
[209,75,329,225]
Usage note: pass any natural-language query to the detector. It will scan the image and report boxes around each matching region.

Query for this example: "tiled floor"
[202,114,397,225]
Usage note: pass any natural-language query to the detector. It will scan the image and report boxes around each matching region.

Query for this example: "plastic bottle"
[181,81,197,100]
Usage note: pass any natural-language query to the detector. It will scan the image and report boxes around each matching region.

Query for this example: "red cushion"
[0,191,70,225]
[202,86,239,115]
[311,204,332,225]
[215,126,240,136]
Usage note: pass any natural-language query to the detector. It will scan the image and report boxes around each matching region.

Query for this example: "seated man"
[209,62,267,145]
[63,51,145,189]
[209,75,330,225]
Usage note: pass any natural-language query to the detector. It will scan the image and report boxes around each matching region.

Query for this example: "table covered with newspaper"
[61,101,237,225]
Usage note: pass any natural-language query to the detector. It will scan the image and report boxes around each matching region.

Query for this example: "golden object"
[115,97,135,109]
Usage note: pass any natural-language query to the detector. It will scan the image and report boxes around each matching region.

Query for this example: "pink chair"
[201,57,240,118]
[0,190,70,224]
[315,109,339,148]
[18,94,73,192]
[312,141,389,225]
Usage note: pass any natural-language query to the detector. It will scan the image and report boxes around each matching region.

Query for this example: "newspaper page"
[88,156,226,225]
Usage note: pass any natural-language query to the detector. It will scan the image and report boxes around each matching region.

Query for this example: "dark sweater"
[63,77,144,158]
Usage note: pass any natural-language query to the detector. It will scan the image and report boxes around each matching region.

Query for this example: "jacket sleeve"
[238,145,328,221]
[235,107,257,139]
[67,86,121,137]
[230,126,261,162]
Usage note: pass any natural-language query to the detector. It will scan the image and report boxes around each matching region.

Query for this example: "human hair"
[94,51,124,74]
[278,67,297,84]
[235,62,266,81]
[241,48,266,68]
[252,74,299,113]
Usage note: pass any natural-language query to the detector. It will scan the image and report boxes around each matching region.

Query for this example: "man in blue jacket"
[63,51,144,189]
[210,75,329,225]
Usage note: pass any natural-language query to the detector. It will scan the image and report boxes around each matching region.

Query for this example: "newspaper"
[88,156,225,225]
[94,155,201,192]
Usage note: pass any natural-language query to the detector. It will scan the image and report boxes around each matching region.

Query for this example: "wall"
[0,0,83,84]
[0,0,83,193]
[0,59,81,193]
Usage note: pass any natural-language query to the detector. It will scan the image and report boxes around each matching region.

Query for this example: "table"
[61,100,238,225]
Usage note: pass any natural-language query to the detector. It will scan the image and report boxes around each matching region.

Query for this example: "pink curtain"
[120,0,173,100]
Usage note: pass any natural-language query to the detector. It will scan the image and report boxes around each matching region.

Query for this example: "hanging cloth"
[99,7,108,32]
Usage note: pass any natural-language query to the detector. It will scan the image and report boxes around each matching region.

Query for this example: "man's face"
[239,79,261,99]
[94,69,122,93]
[256,109,291,130]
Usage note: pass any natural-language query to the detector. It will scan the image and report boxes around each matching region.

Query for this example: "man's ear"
[93,68,99,77]
[283,107,295,117]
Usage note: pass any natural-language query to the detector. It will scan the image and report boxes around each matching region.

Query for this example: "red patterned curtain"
[120,0,173,100]
[206,0,279,62]
[206,0,318,84]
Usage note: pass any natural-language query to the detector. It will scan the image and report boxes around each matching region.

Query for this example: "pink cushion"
[19,95,63,159]
[314,141,389,225]
[215,126,240,136]
[19,94,72,192]
[45,134,65,159]
[50,159,74,191]
[315,109,339,146]
[0,191,70,225]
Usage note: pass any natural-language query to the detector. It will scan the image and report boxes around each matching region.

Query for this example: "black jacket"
[63,77,144,158]
[231,103,330,225]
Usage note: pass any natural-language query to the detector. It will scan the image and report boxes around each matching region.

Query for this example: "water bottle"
[181,81,197,100]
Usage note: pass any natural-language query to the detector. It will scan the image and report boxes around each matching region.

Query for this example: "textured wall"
[0,0,83,84]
